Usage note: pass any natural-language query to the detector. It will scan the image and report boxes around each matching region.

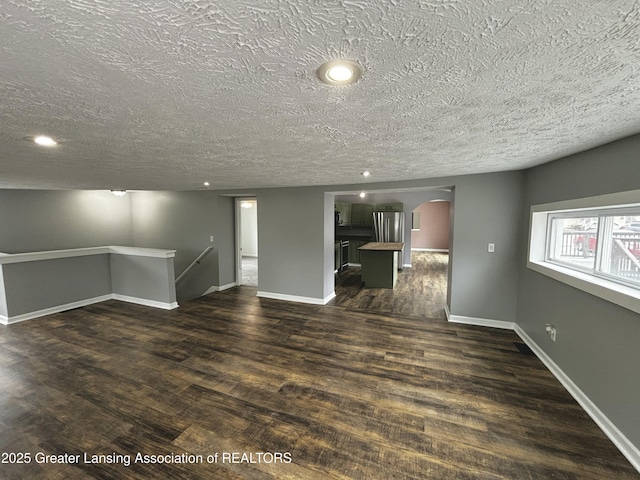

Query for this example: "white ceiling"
[1,1,639,191]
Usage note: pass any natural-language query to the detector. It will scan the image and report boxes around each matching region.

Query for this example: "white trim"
[324,292,336,304]
[515,325,640,473]
[257,290,335,305]
[446,312,515,330]
[111,294,178,310]
[411,248,449,253]
[202,283,237,295]
[0,246,176,264]
[0,294,113,325]
[0,247,108,264]
[0,293,179,325]
[109,246,176,258]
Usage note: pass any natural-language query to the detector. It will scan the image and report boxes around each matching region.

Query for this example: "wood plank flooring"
[0,253,638,479]
[333,251,448,318]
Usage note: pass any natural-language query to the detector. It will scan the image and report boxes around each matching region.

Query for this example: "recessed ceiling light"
[359,192,367,198]
[203,181,210,187]
[33,135,57,147]
[362,171,371,177]
[111,190,127,197]
[317,59,362,86]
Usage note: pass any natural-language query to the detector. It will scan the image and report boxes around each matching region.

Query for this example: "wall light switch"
[209,235,214,243]
[488,243,495,253]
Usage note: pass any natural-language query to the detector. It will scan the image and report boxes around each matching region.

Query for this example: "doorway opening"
[410,199,451,254]
[236,198,258,287]
[331,190,453,319]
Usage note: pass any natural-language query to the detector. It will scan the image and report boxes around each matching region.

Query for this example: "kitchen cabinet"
[350,203,375,226]
[335,202,351,225]
[348,240,368,263]
[375,203,403,212]
[358,242,404,288]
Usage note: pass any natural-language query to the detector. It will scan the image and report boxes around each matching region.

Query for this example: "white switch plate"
[209,235,214,242]
[488,243,495,253]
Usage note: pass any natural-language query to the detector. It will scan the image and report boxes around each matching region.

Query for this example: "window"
[412,211,421,230]
[528,190,640,315]
[546,210,640,287]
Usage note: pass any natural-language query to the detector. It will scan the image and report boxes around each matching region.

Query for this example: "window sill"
[527,260,640,315]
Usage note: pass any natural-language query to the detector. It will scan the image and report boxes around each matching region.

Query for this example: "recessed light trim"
[317,59,362,86]
[33,135,58,147]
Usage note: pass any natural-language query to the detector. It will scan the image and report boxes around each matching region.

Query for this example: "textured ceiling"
[1,0,639,191]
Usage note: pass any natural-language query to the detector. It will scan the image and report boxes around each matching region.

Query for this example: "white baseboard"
[202,282,237,296]
[514,325,640,473]
[0,294,113,325]
[257,290,335,305]
[0,293,179,325]
[111,294,178,310]
[411,248,449,253]
[444,306,515,330]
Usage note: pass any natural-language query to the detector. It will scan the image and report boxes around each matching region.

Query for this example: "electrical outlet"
[545,324,556,342]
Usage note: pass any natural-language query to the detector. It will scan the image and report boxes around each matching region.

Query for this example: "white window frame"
[528,189,640,315]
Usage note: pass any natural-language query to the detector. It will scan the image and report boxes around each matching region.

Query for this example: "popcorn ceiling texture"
[0,0,639,190]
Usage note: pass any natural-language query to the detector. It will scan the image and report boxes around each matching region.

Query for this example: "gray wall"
[2,255,111,317]
[449,172,523,321]
[130,191,219,302]
[517,134,640,447]
[0,190,133,253]
[0,170,524,323]
[110,254,177,305]
[256,187,327,300]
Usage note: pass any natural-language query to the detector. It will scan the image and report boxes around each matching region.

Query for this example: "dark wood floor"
[333,251,448,318]
[0,254,638,479]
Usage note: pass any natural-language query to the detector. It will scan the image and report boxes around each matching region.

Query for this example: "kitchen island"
[358,242,404,288]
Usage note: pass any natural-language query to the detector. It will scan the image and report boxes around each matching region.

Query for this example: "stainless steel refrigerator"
[372,211,405,269]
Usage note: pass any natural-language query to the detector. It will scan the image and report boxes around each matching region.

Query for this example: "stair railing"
[175,246,214,285]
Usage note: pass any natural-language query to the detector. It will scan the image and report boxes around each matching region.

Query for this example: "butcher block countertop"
[358,242,404,251]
